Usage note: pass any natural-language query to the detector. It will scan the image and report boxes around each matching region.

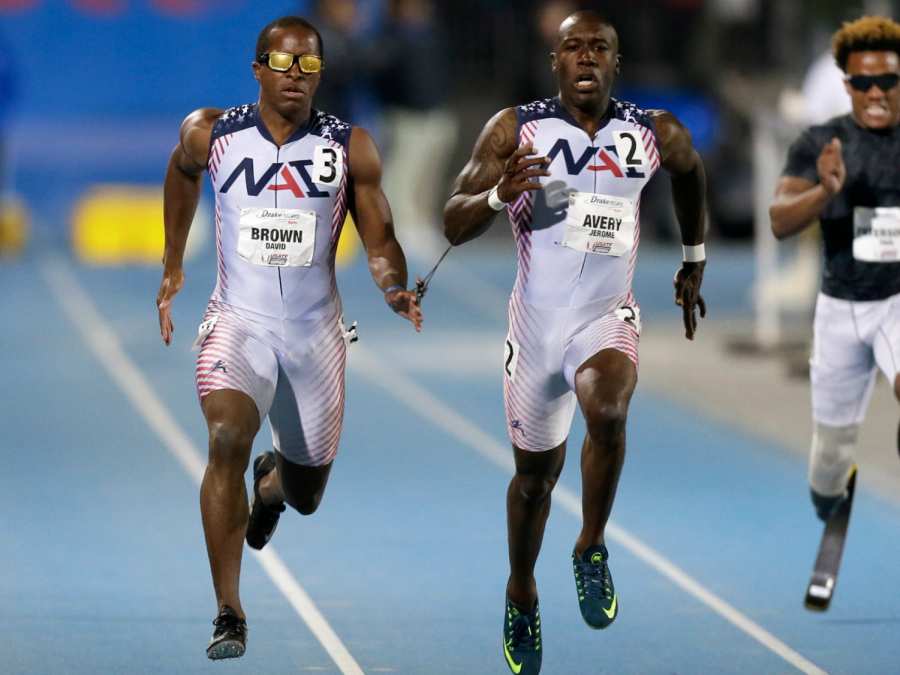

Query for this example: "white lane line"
[40,258,365,675]
[348,344,830,675]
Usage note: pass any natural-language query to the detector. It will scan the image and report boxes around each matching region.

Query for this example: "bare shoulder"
[472,107,518,161]
[349,125,377,151]
[179,107,223,168]
[348,126,382,182]
[648,110,690,150]
[648,109,698,172]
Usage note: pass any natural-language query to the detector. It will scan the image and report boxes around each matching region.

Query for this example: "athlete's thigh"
[195,309,279,423]
[564,304,640,389]
[504,299,577,452]
[269,310,346,467]
[811,293,877,426]
[871,294,900,391]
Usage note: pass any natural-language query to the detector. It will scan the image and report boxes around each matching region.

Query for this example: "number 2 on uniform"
[312,145,343,186]
[504,337,520,381]
[613,130,649,168]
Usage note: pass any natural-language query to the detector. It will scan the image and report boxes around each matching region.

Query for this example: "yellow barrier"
[336,212,361,268]
[0,196,29,257]
[73,185,168,265]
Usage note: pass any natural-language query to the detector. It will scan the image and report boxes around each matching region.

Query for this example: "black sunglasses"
[846,73,900,92]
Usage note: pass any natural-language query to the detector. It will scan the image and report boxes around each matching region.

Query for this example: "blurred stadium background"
[2,1,900,673]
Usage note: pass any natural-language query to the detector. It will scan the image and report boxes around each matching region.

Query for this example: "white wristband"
[487,184,506,211]
[682,243,706,263]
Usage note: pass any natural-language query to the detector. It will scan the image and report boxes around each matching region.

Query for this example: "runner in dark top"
[770,16,900,520]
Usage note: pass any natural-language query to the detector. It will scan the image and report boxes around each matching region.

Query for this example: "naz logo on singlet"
[220,158,330,198]
[545,138,645,178]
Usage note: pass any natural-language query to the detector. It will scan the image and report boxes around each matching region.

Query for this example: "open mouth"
[865,103,889,117]
[575,74,596,91]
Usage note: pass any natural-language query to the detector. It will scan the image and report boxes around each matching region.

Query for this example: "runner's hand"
[674,260,706,340]
[496,142,552,204]
[817,138,846,196]
[157,266,185,346]
[386,288,423,332]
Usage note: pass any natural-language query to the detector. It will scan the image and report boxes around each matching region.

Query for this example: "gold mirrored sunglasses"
[258,52,322,74]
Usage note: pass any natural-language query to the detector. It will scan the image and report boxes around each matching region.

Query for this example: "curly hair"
[833,16,900,71]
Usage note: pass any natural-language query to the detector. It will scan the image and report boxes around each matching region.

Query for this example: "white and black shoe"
[206,605,247,660]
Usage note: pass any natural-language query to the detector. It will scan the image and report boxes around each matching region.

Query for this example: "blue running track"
[1,245,898,674]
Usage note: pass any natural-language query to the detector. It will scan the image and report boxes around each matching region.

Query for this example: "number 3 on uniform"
[613,130,649,168]
[312,145,344,186]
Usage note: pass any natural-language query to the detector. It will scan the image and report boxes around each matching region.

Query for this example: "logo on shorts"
[210,360,228,374]
[511,420,527,436]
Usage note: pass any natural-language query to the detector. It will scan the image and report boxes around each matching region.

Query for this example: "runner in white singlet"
[155,15,422,660]
[442,12,707,675]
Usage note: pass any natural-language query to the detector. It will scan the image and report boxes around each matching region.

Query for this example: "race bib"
[191,315,218,351]
[312,145,344,187]
[237,207,316,267]
[853,207,900,262]
[615,306,642,336]
[562,192,636,257]
[612,130,649,169]
[339,315,359,348]
[504,336,520,381]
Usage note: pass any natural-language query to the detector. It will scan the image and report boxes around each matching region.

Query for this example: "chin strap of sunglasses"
[414,242,454,305]
[414,177,513,304]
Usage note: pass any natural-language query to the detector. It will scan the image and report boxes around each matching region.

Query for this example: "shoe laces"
[507,607,541,651]
[212,611,247,638]
[574,558,612,601]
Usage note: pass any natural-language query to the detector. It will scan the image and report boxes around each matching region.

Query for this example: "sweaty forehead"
[556,16,617,48]
[267,26,320,56]
[846,50,900,75]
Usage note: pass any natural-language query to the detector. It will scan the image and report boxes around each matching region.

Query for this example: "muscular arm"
[442,108,550,245]
[769,176,832,239]
[157,107,220,345]
[348,126,422,331]
[770,137,844,240]
[652,110,706,246]
[651,110,707,339]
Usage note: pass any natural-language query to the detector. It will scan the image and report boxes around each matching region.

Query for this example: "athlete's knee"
[282,487,325,515]
[582,400,628,447]
[515,470,559,505]
[207,421,254,470]
[276,454,332,515]
[809,422,858,496]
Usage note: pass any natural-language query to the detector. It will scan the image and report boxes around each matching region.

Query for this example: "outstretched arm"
[348,126,423,331]
[442,108,551,245]
[770,138,844,239]
[157,107,220,345]
[651,110,707,340]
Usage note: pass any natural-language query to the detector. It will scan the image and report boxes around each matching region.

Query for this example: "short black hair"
[256,15,324,61]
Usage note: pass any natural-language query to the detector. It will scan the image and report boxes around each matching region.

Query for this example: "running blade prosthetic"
[503,596,542,675]
[805,465,857,611]
[572,545,618,629]
[207,605,247,660]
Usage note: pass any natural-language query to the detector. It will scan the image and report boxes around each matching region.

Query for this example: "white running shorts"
[503,293,640,452]
[195,300,346,466]
[811,291,900,427]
